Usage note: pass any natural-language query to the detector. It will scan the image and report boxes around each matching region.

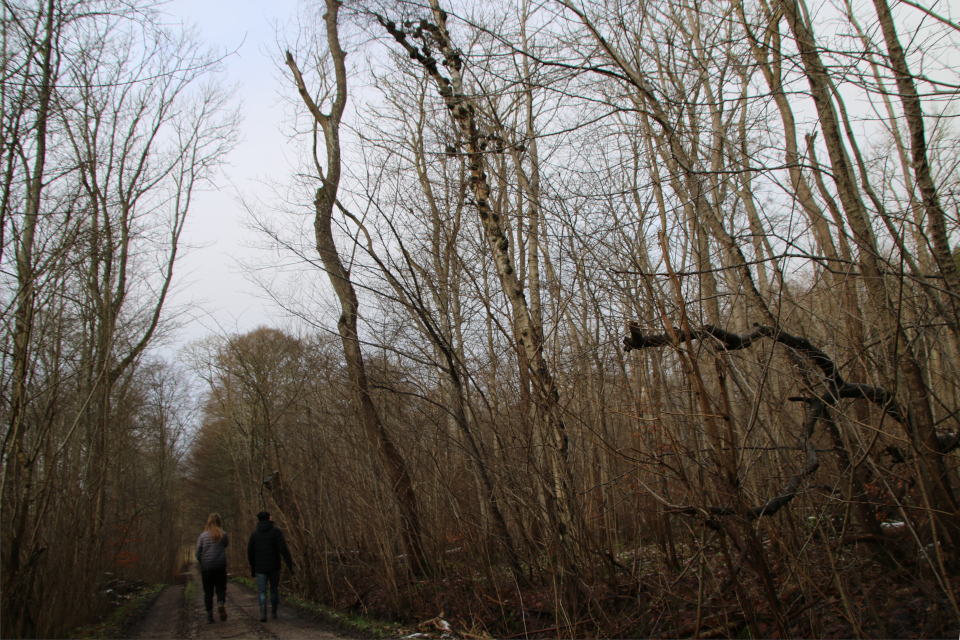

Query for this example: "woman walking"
[196,513,229,623]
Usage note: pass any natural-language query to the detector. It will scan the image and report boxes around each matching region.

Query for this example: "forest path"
[129,565,350,639]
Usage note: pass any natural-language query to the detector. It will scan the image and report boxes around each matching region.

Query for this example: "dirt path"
[129,584,186,639]
[129,565,349,639]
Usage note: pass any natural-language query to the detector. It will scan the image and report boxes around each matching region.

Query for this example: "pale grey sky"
[163,0,304,345]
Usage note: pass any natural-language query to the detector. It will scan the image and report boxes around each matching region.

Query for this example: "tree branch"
[624,323,958,520]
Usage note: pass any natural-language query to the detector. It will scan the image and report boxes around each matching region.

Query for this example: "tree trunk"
[2,4,55,635]
[379,2,583,592]
[779,0,960,552]
[285,0,425,574]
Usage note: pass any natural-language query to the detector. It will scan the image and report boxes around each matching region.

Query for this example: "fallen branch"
[663,395,823,520]
[623,323,958,520]
[626,324,895,410]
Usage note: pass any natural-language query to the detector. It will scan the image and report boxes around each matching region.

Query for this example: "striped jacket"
[195,530,229,570]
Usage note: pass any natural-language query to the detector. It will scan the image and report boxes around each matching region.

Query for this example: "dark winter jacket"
[195,530,229,570]
[247,520,294,574]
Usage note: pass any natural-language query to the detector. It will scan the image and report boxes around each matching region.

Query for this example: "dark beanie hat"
[257,511,270,521]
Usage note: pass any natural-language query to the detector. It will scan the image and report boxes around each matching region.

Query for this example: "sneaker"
[218,602,227,621]
[206,610,214,624]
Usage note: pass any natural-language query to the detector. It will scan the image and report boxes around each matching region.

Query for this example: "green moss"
[232,575,255,590]
[183,581,196,604]
[229,576,403,638]
[69,584,165,639]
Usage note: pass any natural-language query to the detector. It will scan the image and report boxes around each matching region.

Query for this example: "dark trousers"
[200,566,227,611]
[255,569,280,606]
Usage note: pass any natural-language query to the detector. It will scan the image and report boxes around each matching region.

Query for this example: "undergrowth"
[69,584,165,639]
[287,540,960,639]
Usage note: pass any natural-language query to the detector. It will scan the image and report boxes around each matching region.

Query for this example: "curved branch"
[625,323,904,415]
[670,398,823,520]
[625,323,958,520]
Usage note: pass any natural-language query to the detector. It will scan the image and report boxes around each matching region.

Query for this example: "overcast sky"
[154,0,960,357]
[162,0,305,347]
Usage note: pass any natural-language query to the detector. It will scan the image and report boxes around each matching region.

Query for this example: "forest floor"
[128,565,352,640]
[119,553,960,639]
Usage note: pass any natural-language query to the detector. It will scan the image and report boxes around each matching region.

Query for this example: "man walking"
[247,511,295,622]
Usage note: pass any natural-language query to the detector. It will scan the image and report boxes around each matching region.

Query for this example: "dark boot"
[218,601,227,621]
[259,604,267,622]
[271,603,278,619]
[206,609,214,624]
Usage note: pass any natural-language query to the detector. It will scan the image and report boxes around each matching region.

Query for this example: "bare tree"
[283,0,426,574]
[218,0,960,633]
[1,2,237,635]
[375,2,588,603]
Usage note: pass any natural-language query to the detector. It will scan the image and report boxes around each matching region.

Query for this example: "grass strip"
[69,584,165,639]
[184,580,196,604]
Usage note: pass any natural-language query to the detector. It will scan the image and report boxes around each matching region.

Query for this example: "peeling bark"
[378,4,582,586]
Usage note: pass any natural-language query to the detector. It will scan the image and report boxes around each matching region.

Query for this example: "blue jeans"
[255,570,280,606]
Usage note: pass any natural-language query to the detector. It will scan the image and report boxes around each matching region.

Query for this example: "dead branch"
[623,323,958,520]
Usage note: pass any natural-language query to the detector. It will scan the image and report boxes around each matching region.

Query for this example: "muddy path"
[129,565,350,639]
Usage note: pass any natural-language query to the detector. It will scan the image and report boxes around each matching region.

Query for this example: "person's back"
[247,511,294,622]
[247,519,287,573]
[196,529,229,570]
[196,513,229,624]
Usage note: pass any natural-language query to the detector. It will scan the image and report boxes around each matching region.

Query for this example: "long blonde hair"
[205,513,224,543]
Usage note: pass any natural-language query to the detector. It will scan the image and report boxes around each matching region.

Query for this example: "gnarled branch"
[624,323,958,520]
